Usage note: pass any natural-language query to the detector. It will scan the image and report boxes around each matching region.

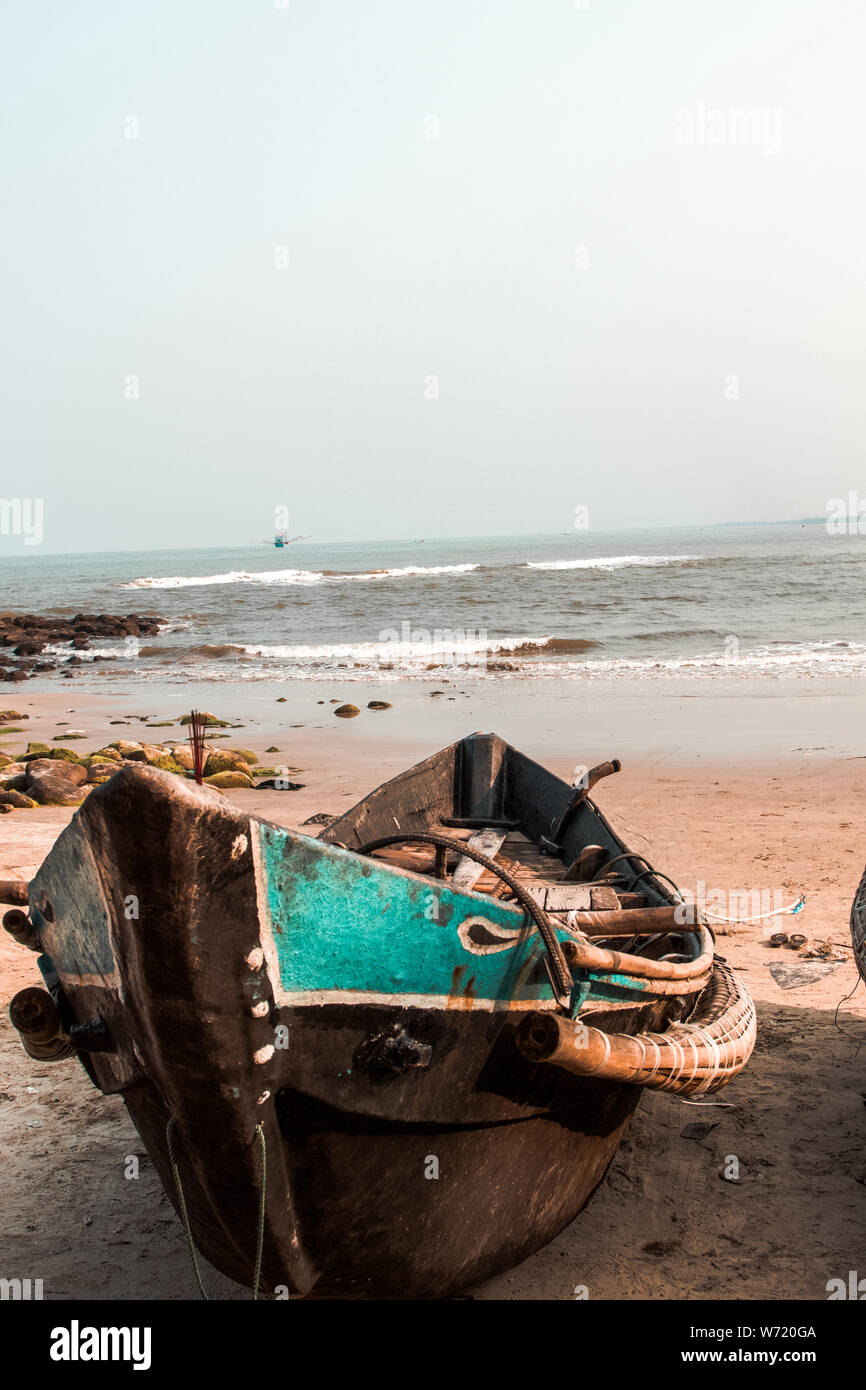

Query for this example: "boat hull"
[122,1042,641,1298]
[851,864,866,985]
[21,741,708,1298]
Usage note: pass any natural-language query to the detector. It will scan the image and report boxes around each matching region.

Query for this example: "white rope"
[699,893,805,925]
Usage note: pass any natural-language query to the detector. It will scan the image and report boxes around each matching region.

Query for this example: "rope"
[700,894,806,925]
[833,974,864,1051]
[166,1115,209,1301]
[598,849,805,929]
[252,1123,267,1300]
[166,1116,269,1301]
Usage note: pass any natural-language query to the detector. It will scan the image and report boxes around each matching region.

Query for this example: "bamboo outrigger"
[5,733,755,1299]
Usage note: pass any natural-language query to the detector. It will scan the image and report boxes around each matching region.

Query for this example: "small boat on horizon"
[5,733,756,1299]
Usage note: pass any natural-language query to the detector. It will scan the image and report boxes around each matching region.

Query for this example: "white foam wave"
[121,563,479,590]
[525,555,701,571]
[173,637,866,683]
[241,633,545,664]
[43,640,136,661]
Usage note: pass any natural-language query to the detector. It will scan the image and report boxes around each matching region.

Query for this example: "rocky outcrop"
[0,612,163,683]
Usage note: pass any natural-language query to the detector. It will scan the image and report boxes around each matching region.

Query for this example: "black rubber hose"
[357,831,574,1007]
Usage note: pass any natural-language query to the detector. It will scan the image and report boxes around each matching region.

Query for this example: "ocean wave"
[525,555,702,571]
[134,636,866,683]
[121,563,480,590]
[43,641,133,662]
[240,633,567,663]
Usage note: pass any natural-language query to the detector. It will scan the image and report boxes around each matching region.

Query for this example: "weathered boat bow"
[5,733,756,1299]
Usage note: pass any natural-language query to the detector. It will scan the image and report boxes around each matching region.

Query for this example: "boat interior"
[321,732,703,969]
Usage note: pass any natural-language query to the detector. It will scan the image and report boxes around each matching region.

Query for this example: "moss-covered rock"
[25,759,90,806]
[89,747,122,765]
[87,763,120,784]
[204,770,254,789]
[0,790,39,808]
[226,748,258,765]
[53,733,87,741]
[110,740,145,759]
[0,726,24,734]
[0,752,13,768]
[140,742,173,765]
[179,712,229,728]
[147,755,187,774]
[24,746,84,764]
[167,744,194,770]
[203,750,253,778]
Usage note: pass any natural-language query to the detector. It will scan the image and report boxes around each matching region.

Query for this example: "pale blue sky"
[2,1,864,553]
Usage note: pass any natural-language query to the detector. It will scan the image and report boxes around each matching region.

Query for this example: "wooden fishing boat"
[850,864,866,984]
[5,732,755,1299]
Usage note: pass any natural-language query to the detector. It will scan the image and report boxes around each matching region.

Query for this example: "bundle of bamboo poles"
[516,960,756,1096]
[559,921,716,996]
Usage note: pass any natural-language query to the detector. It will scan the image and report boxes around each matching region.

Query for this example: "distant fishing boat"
[273,531,308,548]
[5,734,755,1299]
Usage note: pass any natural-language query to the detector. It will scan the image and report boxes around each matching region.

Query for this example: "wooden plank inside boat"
[451,828,507,892]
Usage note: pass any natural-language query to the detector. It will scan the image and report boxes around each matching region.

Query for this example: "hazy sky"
[2,1,864,554]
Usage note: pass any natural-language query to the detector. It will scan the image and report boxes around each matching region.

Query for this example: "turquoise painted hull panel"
[256,823,581,1009]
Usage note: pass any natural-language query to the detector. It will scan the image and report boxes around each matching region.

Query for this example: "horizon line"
[0,517,829,562]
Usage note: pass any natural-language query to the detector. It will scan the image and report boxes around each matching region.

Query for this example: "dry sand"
[1,686,865,1300]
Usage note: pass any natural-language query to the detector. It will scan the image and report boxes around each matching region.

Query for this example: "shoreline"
[4,673,866,770]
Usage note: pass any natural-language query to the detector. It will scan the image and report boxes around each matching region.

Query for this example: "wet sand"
[2,683,865,1299]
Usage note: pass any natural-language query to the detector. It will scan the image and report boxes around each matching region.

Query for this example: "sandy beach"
[2,680,864,1300]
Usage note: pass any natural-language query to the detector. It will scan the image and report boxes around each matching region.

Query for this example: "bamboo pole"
[0,879,29,906]
[560,924,715,985]
[516,961,756,1096]
[8,987,74,1062]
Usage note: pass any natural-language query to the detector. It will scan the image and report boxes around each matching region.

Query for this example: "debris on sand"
[767,960,843,990]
